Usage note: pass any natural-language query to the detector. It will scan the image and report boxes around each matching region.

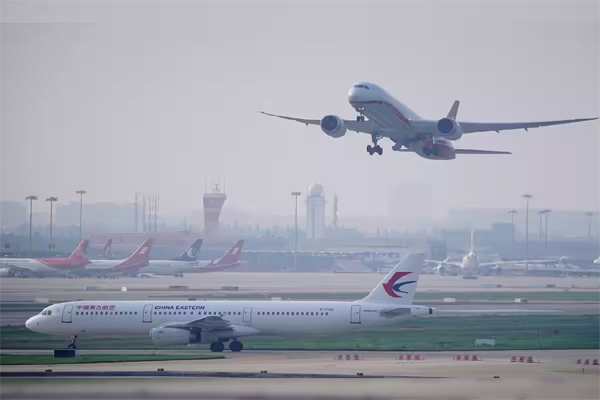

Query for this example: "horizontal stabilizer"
[454,149,512,155]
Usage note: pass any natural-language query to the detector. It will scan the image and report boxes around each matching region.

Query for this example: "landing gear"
[367,134,383,155]
[67,335,78,349]
[356,115,365,122]
[174,272,183,278]
[210,341,225,352]
[229,340,244,352]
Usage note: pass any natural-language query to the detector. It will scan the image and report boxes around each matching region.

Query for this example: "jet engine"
[320,115,347,138]
[0,268,15,278]
[436,118,463,141]
[411,305,433,317]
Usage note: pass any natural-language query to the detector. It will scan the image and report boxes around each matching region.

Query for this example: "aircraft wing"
[458,117,598,134]
[478,261,516,268]
[454,149,511,155]
[162,315,232,332]
[260,112,381,134]
[424,260,463,269]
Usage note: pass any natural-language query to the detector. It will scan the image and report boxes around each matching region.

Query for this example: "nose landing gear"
[67,335,78,349]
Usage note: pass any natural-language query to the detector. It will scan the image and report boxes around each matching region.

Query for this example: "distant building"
[203,182,227,236]
[306,183,325,240]
[0,201,27,230]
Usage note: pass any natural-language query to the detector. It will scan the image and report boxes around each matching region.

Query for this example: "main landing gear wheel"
[229,340,244,352]
[210,341,225,352]
[367,145,383,155]
[356,115,365,122]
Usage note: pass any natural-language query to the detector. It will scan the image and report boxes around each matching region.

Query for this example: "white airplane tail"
[360,253,425,305]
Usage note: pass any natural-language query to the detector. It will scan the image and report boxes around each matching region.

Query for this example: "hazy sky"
[2,0,599,221]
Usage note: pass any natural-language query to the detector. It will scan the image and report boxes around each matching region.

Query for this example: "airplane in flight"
[139,239,245,277]
[0,240,90,277]
[261,82,597,159]
[25,253,430,351]
[81,239,154,277]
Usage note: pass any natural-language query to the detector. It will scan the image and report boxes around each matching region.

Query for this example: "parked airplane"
[262,82,597,159]
[81,239,154,276]
[139,239,244,277]
[25,253,430,352]
[425,230,512,276]
[0,240,90,277]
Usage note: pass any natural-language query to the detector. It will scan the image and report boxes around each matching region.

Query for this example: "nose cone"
[348,82,380,104]
[25,316,40,332]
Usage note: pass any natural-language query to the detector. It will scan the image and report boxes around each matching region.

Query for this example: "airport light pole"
[76,190,86,241]
[45,197,58,252]
[542,209,552,256]
[25,195,38,256]
[584,212,593,242]
[522,194,533,273]
[291,191,301,271]
[508,210,517,258]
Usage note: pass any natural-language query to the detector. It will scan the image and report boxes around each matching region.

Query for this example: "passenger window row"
[258,311,329,316]
[154,311,243,316]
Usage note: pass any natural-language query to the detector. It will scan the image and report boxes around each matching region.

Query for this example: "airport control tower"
[306,183,325,240]
[203,182,227,236]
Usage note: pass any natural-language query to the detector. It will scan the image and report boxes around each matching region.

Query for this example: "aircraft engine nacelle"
[436,118,463,141]
[411,305,433,317]
[320,115,347,138]
[0,268,15,278]
[150,327,204,346]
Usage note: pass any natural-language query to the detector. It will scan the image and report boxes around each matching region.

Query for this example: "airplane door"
[243,307,252,323]
[143,304,153,323]
[62,305,73,323]
[350,305,361,324]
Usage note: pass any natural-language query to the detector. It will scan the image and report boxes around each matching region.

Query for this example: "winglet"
[447,100,460,119]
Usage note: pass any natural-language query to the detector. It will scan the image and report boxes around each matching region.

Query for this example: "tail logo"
[382,272,416,298]
[187,248,199,258]
[230,247,240,256]
[139,247,150,255]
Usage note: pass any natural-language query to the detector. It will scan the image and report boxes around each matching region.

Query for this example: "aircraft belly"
[362,103,410,138]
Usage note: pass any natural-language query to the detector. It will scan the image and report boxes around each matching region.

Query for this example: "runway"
[1,273,598,303]
[1,350,599,400]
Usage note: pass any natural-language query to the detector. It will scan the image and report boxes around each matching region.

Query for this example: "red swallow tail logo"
[382,272,416,298]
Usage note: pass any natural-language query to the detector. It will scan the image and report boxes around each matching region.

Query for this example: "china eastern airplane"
[0,240,90,277]
[26,253,431,352]
[139,239,245,277]
[261,82,597,159]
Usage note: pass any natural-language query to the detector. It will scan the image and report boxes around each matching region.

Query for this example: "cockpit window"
[353,84,370,90]
[47,310,52,316]
[41,310,47,315]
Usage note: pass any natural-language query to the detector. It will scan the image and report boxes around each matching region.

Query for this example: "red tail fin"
[68,240,89,261]
[113,238,153,272]
[210,240,244,266]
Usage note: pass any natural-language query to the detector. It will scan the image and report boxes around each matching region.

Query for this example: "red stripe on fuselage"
[350,100,413,127]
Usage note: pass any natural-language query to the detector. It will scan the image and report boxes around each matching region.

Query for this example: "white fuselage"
[348,83,455,158]
[0,258,58,273]
[26,300,429,338]
[140,260,201,275]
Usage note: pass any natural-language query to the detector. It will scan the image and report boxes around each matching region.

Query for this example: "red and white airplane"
[262,82,597,159]
[139,240,245,277]
[0,240,90,277]
[80,239,154,276]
